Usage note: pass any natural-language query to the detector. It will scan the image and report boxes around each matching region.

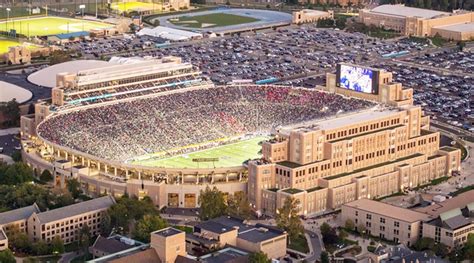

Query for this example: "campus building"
[341,199,428,246]
[27,195,115,244]
[299,0,364,7]
[93,216,287,262]
[359,5,474,40]
[247,64,461,217]
[341,190,474,248]
[292,9,334,24]
[0,204,41,251]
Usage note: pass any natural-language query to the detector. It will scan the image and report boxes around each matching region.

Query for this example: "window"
[380,218,386,224]
[394,221,400,227]
[366,214,372,220]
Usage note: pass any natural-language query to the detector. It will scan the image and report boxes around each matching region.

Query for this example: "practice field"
[0,39,37,54]
[169,13,260,28]
[132,136,268,168]
[110,1,160,12]
[0,17,113,37]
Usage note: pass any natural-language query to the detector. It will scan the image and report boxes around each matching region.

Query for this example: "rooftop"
[108,248,161,263]
[282,188,304,194]
[237,225,286,243]
[369,4,449,19]
[199,247,248,263]
[415,190,474,217]
[91,236,135,254]
[434,22,474,33]
[153,227,183,237]
[0,203,40,226]
[440,146,459,152]
[343,199,429,222]
[36,196,115,224]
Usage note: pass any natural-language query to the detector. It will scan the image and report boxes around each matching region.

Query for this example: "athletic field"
[0,39,37,54]
[169,13,259,28]
[132,136,267,168]
[0,17,113,37]
[110,1,161,13]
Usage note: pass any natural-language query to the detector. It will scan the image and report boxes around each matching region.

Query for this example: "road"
[305,230,324,262]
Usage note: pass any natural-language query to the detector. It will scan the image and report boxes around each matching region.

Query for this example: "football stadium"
[0,16,114,37]
[21,58,461,212]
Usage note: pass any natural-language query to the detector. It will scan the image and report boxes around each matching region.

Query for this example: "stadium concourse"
[37,85,375,163]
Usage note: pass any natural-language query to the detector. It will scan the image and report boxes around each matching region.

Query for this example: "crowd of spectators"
[37,85,375,162]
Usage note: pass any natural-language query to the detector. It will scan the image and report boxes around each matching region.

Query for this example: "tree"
[133,215,168,243]
[49,50,71,65]
[0,249,15,263]
[248,251,271,263]
[462,233,474,259]
[31,240,49,255]
[356,223,366,236]
[107,195,159,234]
[413,237,435,251]
[0,99,20,127]
[339,229,348,240]
[9,228,30,253]
[320,251,330,263]
[198,186,227,220]
[0,162,34,185]
[276,197,304,241]
[345,219,355,231]
[66,178,82,199]
[50,235,65,255]
[39,170,53,182]
[433,242,449,257]
[100,213,112,236]
[78,224,91,260]
[10,150,22,163]
[226,192,251,219]
[425,0,432,8]
[320,223,339,245]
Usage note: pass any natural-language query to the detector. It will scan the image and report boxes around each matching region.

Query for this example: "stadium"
[21,57,376,208]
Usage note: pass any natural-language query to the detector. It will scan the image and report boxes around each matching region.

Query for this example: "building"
[89,235,145,259]
[190,216,287,259]
[299,0,364,7]
[4,46,31,65]
[137,26,203,41]
[341,199,428,246]
[416,191,474,248]
[292,9,334,24]
[27,196,115,244]
[248,64,461,217]
[94,217,287,262]
[0,229,8,251]
[0,204,41,235]
[341,190,474,248]
[359,5,474,40]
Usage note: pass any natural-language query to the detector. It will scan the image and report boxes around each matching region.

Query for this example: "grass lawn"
[288,234,310,253]
[0,16,113,37]
[169,13,259,28]
[132,136,267,168]
[0,39,39,54]
[110,1,162,13]
[174,225,194,234]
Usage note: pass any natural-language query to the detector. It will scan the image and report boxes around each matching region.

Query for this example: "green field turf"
[0,39,37,54]
[0,17,113,37]
[169,13,259,28]
[132,136,268,168]
[110,1,161,12]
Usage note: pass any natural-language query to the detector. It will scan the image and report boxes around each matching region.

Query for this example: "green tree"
[49,50,71,65]
[425,0,432,8]
[0,162,34,185]
[10,150,22,162]
[226,192,251,219]
[320,251,330,263]
[463,233,474,259]
[100,213,112,236]
[339,229,348,240]
[31,240,49,255]
[275,197,304,241]
[440,0,449,10]
[39,170,53,182]
[198,186,227,220]
[66,178,82,199]
[107,195,158,234]
[9,228,30,253]
[248,251,271,263]
[433,242,449,257]
[345,219,355,231]
[133,215,168,243]
[50,235,65,255]
[0,249,15,263]
[0,99,20,127]
[108,202,131,233]
[413,237,435,251]
[78,224,91,260]
[320,223,339,245]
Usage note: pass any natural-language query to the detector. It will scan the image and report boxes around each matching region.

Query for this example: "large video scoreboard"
[336,64,380,95]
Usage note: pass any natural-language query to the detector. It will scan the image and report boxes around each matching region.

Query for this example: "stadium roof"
[369,5,449,19]
[434,22,474,33]
[343,199,429,222]
[0,204,40,225]
[37,196,115,223]
[0,81,33,103]
[137,26,202,41]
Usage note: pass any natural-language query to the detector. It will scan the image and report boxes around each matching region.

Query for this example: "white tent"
[137,26,202,41]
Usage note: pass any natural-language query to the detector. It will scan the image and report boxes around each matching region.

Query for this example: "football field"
[169,13,260,28]
[0,17,113,37]
[0,39,37,54]
[132,136,268,168]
